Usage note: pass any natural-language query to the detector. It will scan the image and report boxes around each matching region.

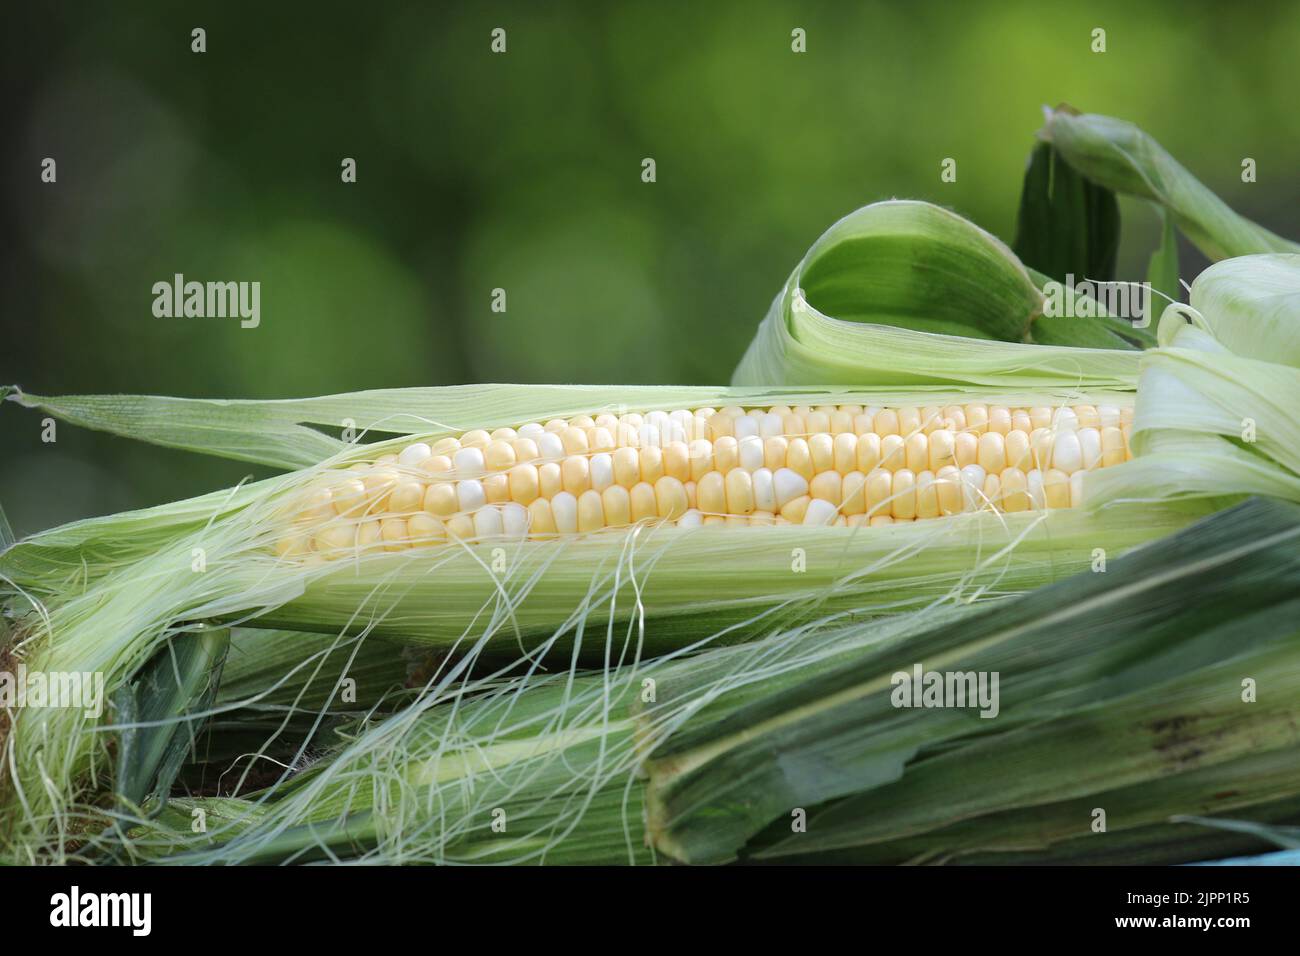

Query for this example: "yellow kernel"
[891,469,916,519]
[830,410,854,434]
[779,495,811,523]
[809,471,842,505]
[988,406,1012,435]
[1100,426,1126,467]
[763,436,788,471]
[856,433,881,472]
[483,473,510,503]
[640,445,665,484]
[841,471,866,515]
[713,436,739,473]
[602,485,631,527]
[724,468,754,515]
[809,433,834,473]
[915,470,939,519]
[874,409,900,437]
[833,433,858,473]
[445,514,475,540]
[866,469,892,517]
[484,440,516,471]
[577,490,605,532]
[977,432,1006,474]
[527,498,556,536]
[407,512,446,546]
[461,429,491,448]
[935,465,962,516]
[928,429,955,471]
[613,446,641,487]
[1005,430,1032,470]
[561,456,590,495]
[357,519,383,550]
[424,482,457,517]
[388,479,424,514]
[538,462,563,499]
[1043,469,1071,508]
[880,435,905,471]
[508,464,540,504]
[1001,468,1029,512]
[630,482,658,522]
[898,407,922,436]
[707,412,735,440]
[561,427,589,455]
[786,438,813,480]
[420,454,454,476]
[655,476,689,519]
[381,517,410,551]
[664,441,691,481]
[905,433,928,472]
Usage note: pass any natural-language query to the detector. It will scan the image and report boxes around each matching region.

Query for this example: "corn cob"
[276,402,1135,559]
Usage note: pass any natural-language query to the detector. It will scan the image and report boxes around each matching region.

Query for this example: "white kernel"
[551,492,579,534]
[738,435,764,471]
[473,506,503,538]
[803,498,839,526]
[502,502,529,538]
[773,468,809,508]
[538,432,565,460]
[453,447,486,475]
[398,443,432,468]
[750,467,774,512]
[733,415,760,440]
[590,453,614,491]
[457,480,487,511]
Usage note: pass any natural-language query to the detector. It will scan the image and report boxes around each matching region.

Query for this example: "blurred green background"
[4,0,1299,536]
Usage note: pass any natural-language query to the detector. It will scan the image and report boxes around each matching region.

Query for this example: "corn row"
[275,403,1134,559]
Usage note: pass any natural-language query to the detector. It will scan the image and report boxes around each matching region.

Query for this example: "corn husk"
[638,497,1300,864]
[731,201,1146,387]
[1043,109,1300,262]
[1088,254,1300,507]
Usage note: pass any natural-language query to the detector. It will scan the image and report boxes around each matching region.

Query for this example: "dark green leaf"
[115,625,230,815]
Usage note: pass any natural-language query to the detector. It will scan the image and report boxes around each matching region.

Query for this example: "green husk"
[731,201,1146,387]
[1088,254,1300,508]
[638,497,1300,864]
[1042,109,1300,262]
